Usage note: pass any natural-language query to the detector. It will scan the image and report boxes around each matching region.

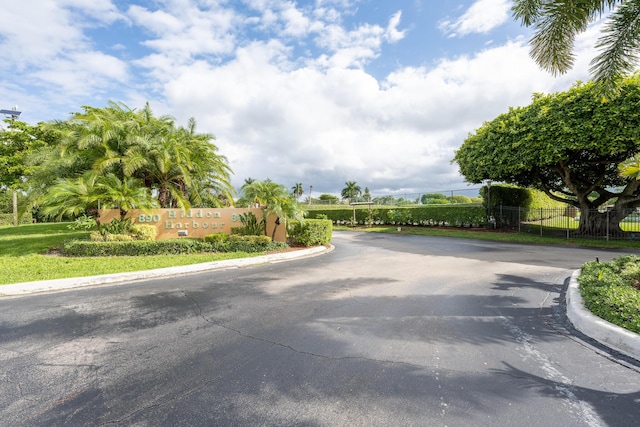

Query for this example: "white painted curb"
[566,269,640,361]
[0,245,332,297]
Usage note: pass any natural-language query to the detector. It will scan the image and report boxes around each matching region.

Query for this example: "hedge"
[287,219,332,246]
[306,205,486,227]
[479,184,567,221]
[62,236,288,257]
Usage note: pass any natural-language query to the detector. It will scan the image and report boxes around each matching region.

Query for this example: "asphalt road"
[1,231,639,426]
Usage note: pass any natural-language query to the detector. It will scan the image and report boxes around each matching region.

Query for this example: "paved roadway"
[1,231,639,426]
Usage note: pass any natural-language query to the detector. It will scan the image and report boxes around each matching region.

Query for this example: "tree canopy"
[513,0,640,94]
[31,102,235,219]
[453,76,640,234]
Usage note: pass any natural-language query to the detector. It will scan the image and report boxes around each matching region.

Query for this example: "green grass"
[0,223,263,285]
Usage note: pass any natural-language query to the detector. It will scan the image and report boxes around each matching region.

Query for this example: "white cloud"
[0,1,608,196]
[385,11,406,43]
[440,0,511,37]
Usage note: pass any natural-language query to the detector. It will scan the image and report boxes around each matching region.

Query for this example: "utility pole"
[1,106,23,226]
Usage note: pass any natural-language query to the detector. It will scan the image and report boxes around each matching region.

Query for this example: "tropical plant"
[341,181,361,203]
[241,179,305,240]
[95,173,159,219]
[31,101,235,214]
[512,0,640,94]
[453,76,640,235]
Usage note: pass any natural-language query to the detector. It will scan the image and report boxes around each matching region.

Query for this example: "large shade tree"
[33,102,235,218]
[453,76,640,235]
[513,0,640,94]
[0,120,54,224]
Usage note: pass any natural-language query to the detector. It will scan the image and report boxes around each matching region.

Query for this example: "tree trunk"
[577,206,626,237]
[12,189,18,227]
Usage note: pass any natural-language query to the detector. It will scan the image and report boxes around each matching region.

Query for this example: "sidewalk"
[0,245,332,297]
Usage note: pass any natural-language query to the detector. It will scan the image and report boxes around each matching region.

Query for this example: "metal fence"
[491,205,640,241]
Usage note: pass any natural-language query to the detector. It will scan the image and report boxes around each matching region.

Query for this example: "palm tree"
[512,0,639,94]
[242,179,304,239]
[34,101,235,212]
[291,182,304,200]
[39,172,99,220]
[341,181,361,203]
[95,173,158,219]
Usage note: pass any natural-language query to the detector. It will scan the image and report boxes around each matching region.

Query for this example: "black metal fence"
[491,206,640,241]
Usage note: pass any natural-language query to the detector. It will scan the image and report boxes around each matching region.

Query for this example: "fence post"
[518,207,521,233]
[606,209,610,242]
[540,208,543,237]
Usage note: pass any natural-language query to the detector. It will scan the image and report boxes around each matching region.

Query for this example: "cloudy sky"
[0,0,604,199]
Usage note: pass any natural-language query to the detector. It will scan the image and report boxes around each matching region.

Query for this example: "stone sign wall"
[98,208,286,241]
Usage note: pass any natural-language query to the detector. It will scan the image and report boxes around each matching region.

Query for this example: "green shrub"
[205,233,229,243]
[307,205,486,227]
[62,234,288,256]
[578,255,640,334]
[98,218,132,235]
[129,224,157,241]
[68,215,98,231]
[287,219,332,246]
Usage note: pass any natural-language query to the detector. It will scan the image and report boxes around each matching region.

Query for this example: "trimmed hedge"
[62,235,288,257]
[287,219,332,246]
[306,205,486,227]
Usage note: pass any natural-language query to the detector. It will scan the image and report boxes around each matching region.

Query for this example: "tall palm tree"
[341,181,361,203]
[512,0,639,94]
[291,182,304,200]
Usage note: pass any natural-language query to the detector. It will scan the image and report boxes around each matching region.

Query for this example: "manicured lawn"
[0,223,262,285]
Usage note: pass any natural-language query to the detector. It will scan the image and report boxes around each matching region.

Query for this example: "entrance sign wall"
[98,208,286,242]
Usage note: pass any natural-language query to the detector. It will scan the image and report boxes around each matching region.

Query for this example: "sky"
[0,0,605,200]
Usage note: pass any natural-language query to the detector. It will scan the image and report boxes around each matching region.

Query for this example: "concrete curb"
[0,245,333,297]
[566,269,640,361]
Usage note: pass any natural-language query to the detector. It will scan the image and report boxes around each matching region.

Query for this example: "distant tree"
[363,186,371,201]
[420,193,450,205]
[341,181,361,203]
[448,195,473,204]
[372,195,397,206]
[318,194,339,204]
[291,182,304,199]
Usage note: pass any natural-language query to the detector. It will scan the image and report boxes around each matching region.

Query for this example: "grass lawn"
[0,222,262,285]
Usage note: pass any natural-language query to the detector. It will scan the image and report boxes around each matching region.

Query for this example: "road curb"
[566,269,640,361]
[0,245,333,297]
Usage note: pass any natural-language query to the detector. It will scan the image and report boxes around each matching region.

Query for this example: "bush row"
[62,235,287,257]
[306,205,486,227]
[578,255,640,334]
[287,219,332,246]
